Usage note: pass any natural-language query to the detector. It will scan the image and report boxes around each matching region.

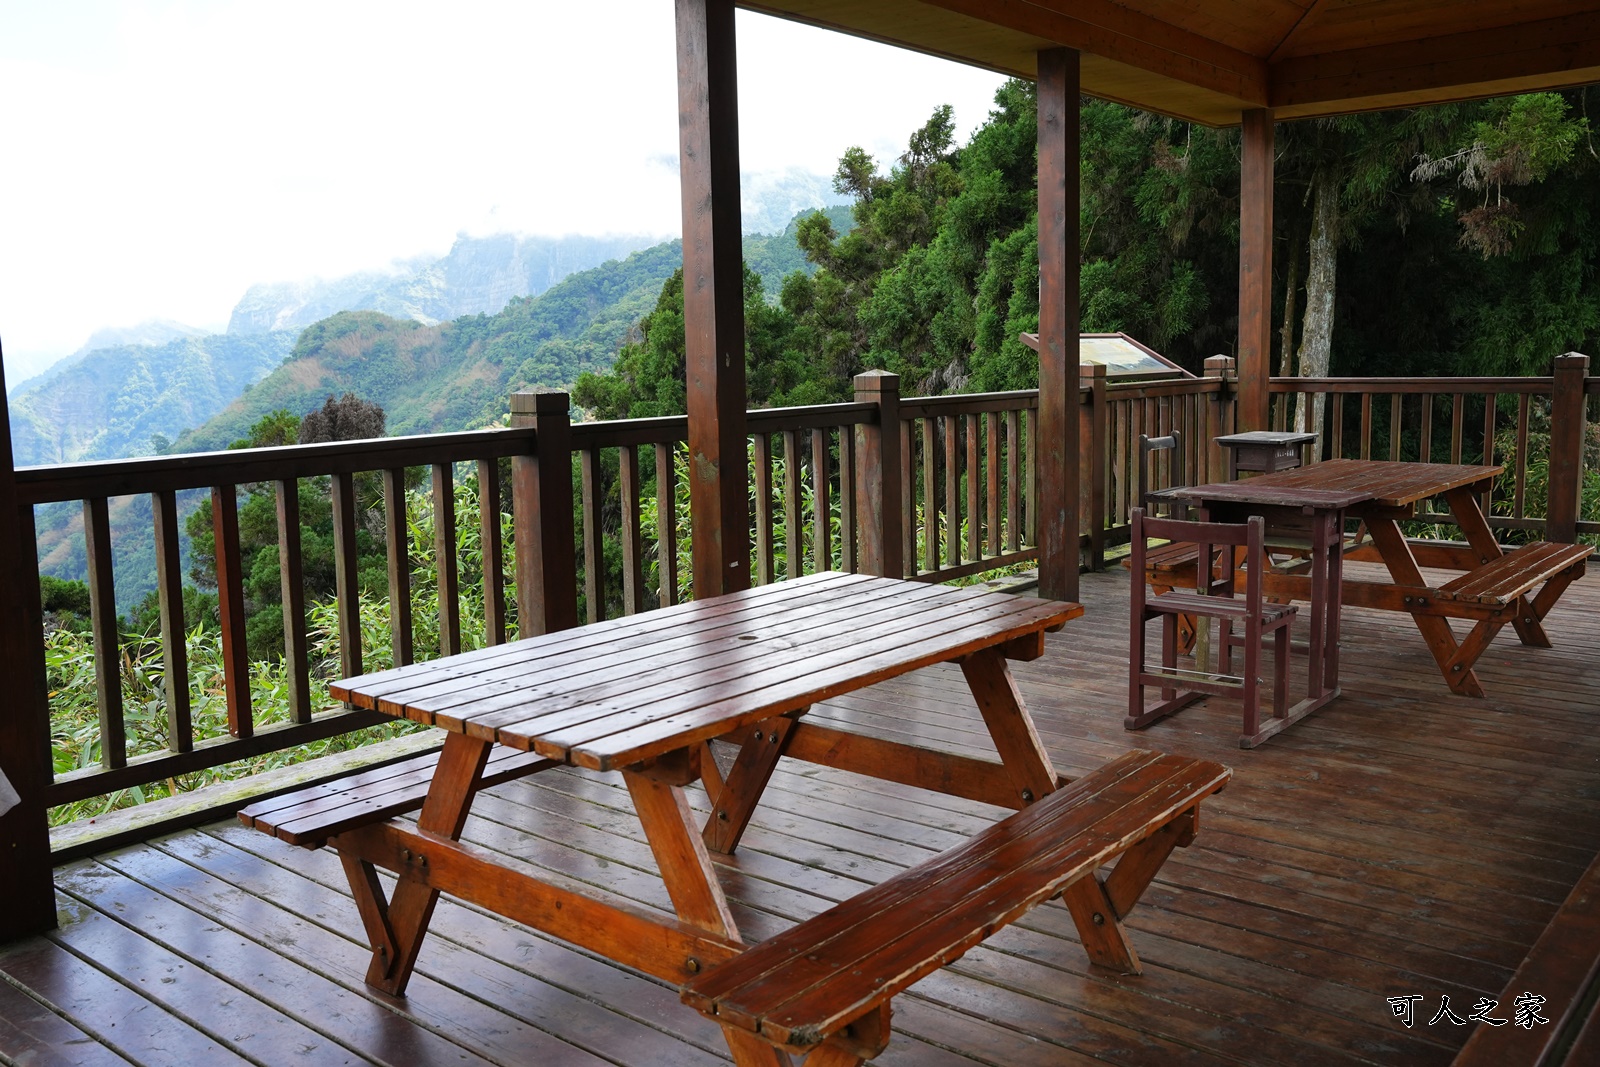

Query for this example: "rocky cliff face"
[226,233,659,336]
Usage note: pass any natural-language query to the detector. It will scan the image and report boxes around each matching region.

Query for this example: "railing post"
[0,352,56,940]
[1079,363,1107,570]
[511,391,578,635]
[1547,352,1589,543]
[854,371,904,578]
[1204,355,1237,482]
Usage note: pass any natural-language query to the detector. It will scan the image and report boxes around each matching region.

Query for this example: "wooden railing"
[15,428,541,819]
[7,354,1595,886]
[1270,353,1594,540]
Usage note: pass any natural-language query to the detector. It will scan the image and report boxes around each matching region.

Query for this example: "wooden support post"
[1080,363,1107,570]
[1037,47,1081,602]
[1238,109,1275,434]
[677,0,751,599]
[1547,352,1589,544]
[1204,355,1236,482]
[854,370,903,578]
[511,391,578,635]
[0,352,57,940]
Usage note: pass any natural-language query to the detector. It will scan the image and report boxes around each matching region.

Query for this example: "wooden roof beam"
[920,0,1268,106]
[1272,9,1600,114]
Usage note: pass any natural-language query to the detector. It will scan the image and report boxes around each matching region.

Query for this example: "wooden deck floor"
[5,564,1599,1067]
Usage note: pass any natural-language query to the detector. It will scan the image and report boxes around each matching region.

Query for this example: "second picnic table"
[1165,458,1591,700]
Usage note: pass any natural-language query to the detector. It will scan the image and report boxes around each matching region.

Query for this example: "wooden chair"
[1123,432,1204,652]
[1127,508,1298,748]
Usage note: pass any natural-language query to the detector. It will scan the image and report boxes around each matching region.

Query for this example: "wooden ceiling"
[741,0,1600,125]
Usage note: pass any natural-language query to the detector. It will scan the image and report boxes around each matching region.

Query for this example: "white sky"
[0,0,1006,380]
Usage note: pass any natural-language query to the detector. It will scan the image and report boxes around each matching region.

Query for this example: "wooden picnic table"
[1163,459,1591,700]
[240,571,1233,1065]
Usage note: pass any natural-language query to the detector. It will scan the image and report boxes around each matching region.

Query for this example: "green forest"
[575,83,1599,423]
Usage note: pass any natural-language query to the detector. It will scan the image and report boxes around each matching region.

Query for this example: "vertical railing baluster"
[1419,394,1433,463]
[432,463,461,656]
[752,434,773,585]
[837,426,856,572]
[921,417,937,573]
[331,471,363,679]
[1331,394,1345,460]
[1004,412,1017,556]
[900,418,915,574]
[581,448,605,622]
[979,412,992,559]
[1515,394,1531,519]
[211,484,253,735]
[382,469,414,667]
[83,497,125,768]
[275,478,312,724]
[1111,400,1127,522]
[942,417,959,568]
[1360,394,1373,460]
[966,414,981,562]
[1024,407,1037,548]
[152,489,191,753]
[1451,395,1465,464]
[619,444,645,615]
[782,430,802,579]
[1389,394,1402,462]
[657,442,680,603]
[1483,393,1498,517]
[813,428,832,572]
[477,459,506,645]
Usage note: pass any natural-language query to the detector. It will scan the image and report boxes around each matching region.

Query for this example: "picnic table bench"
[240,572,1232,1066]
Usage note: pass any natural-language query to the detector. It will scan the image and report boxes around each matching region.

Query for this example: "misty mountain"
[226,232,662,336]
[9,331,297,467]
[5,319,211,397]
[741,168,849,235]
[181,241,686,451]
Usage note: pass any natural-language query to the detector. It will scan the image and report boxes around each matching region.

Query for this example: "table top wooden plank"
[490,589,1060,754]
[562,596,1081,770]
[350,576,908,720]
[427,581,980,735]
[1160,459,1500,511]
[331,571,869,705]
[333,574,1080,772]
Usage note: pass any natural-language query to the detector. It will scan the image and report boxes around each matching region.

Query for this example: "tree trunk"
[1279,231,1301,426]
[1297,169,1339,436]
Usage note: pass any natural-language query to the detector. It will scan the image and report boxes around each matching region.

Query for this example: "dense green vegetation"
[574,84,1600,422]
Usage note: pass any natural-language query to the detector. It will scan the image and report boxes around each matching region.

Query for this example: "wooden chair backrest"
[1130,508,1265,604]
[1138,432,1185,516]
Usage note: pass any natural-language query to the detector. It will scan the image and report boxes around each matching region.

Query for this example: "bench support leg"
[347,732,491,995]
[704,714,799,854]
[1059,874,1141,975]
[1445,485,1557,650]
[1367,517,1486,697]
[961,646,1059,805]
[339,852,400,984]
[1104,809,1196,918]
[724,1029,795,1066]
